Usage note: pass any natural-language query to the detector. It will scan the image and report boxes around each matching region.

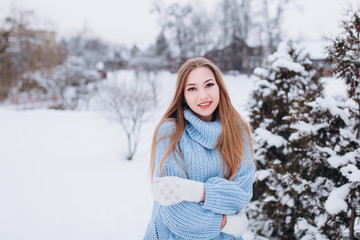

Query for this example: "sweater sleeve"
[160,202,223,240]
[154,121,223,239]
[202,131,255,215]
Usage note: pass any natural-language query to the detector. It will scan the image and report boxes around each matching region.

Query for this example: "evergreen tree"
[248,10,360,239]
[296,95,360,239]
[326,10,360,139]
[247,41,325,239]
[154,30,171,59]
[323,9,360,239]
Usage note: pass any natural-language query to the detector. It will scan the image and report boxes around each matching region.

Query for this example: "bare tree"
[165,3,193,63]
[99,72,157,160]
[152,2,214,64]
[189,3,215,57]
[63,30,109,67]
[261,0,290,54]
[217,0,251,47]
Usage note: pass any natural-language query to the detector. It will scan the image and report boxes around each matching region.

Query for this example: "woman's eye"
[187,87,196,91]
[206,83,214,88]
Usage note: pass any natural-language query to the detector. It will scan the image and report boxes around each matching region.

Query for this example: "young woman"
[143,57,255,240]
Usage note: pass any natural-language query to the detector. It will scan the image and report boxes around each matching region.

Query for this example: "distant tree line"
[0,10,125,109]
[148,0,289,70]
[0,0,291,107]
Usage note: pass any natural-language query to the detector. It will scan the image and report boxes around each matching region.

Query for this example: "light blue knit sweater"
[144,109,255,240]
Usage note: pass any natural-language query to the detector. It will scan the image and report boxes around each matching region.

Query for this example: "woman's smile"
[198,101,212,109]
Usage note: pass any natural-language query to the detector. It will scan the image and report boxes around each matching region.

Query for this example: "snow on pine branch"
[316,145,360,182]
[255,169,272,181]
[253,67,269,78]
[340,164,360,182]
[254,128,287,148]
[272,58,305,74]
[324,183,351,215]
[327,151,359,168]
[289,121,327,141]
[307,97,349,122]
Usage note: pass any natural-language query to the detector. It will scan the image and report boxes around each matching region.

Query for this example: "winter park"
[0,0,360,239]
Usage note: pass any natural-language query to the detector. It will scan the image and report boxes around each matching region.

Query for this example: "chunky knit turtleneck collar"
[183,108,222,149]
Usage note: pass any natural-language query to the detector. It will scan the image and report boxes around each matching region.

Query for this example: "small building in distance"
[204,37,264,74]
[204,38,332,76]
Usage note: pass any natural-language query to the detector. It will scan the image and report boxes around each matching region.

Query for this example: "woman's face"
[184,67,220,122]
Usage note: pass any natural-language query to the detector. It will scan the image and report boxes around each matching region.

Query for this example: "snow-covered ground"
[0,71,344,240]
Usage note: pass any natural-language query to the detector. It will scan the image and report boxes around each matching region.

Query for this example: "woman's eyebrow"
[185,83,196,88]
[204,79,214,83]
[186,79,214,88]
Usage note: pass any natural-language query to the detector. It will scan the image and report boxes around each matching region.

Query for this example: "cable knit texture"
[144,109,255,240]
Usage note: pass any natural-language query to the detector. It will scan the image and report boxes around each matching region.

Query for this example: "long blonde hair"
[150,57,253,181]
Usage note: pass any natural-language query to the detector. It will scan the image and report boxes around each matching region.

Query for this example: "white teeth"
[199,102,210,106]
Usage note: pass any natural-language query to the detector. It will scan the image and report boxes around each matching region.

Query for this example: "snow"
[0,71,255,240]
[311,97,344,116]
[281,194,294,208]
[289,121,327,140]
[295,218,328,240]
[255,169,272,181]
[316,146,336,156]
[324,184,351,215]
[321,77,347,100]
[254,128,287,148]
[253,79,278,96]
[327,151,358,168]
[253,68,269,79]
[0,109,154,240]
[264,196,277,203]
[272,58,305,73]
[340,164,360,182]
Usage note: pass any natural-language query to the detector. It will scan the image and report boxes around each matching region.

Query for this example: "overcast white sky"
[1,0,359,49]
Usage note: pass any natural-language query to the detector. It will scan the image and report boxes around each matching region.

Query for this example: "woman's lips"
[198,101,212,109]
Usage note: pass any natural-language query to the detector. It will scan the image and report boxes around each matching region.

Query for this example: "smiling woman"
[144,57,256,240]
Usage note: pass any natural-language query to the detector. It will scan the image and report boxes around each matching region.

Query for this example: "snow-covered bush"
[48,56,101,110]
[23,56,101,110]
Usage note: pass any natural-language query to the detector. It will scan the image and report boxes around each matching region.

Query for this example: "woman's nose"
[198,88,208,100]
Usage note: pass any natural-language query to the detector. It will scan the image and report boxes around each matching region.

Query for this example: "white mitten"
[151,176,204,206]
[220,211,248,238]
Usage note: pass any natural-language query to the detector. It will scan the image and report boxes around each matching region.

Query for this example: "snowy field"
[0,71,345,240]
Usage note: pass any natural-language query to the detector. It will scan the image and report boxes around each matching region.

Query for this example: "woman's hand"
[152,176,205,206]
